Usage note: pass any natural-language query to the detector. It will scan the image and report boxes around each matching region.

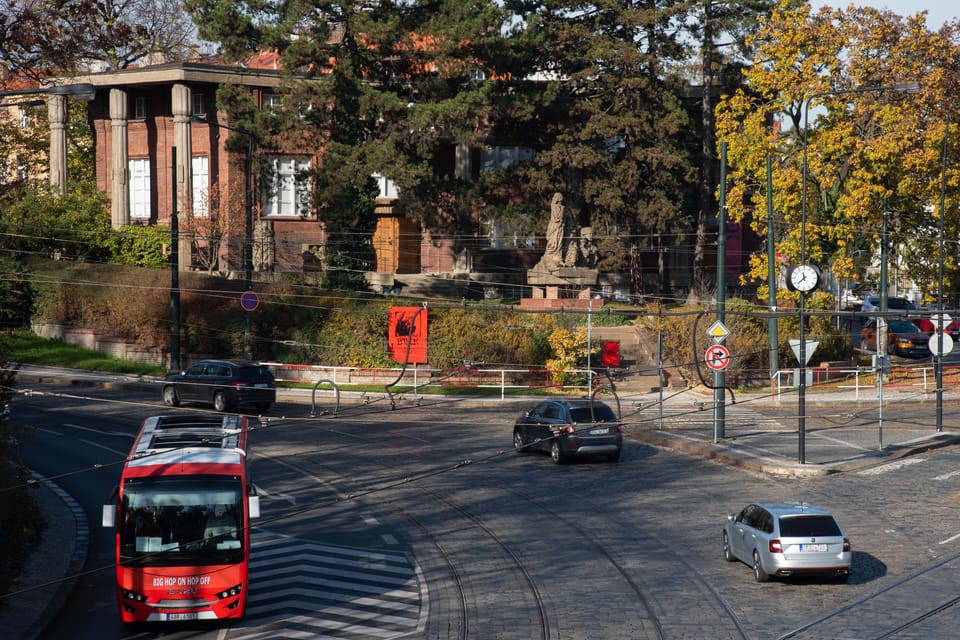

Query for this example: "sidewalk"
[5,366,960,639]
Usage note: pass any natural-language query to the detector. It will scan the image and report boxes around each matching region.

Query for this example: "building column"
[109,89,129,229]
[48,94,68,193]
[172,84,193,269]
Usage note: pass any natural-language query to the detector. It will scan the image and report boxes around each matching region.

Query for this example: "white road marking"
[858,457,927,475]
[65,423,134,438]
[939,532,960,545]
[78,438,126,456]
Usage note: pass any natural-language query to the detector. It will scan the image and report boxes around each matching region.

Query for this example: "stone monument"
[524,192,599,310]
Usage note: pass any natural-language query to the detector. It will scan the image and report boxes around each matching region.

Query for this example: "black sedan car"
[513,399,622,464]
[161,359,275,412]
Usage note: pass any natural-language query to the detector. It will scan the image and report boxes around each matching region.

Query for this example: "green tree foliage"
[716,4,959,303]
[682,0,786,301]
[496,0,698,274]
[0,333,43,600]
[185,1,715,291]
[0,183,163,268]
[0,184,113,262]
[0,256,34,328]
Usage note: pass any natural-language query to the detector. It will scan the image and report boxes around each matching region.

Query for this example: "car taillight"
[563,424,576,435]
[843,537,851,552]
[769,539,782,553]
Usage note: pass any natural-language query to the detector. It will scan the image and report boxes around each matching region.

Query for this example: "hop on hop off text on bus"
[102,414,261,622]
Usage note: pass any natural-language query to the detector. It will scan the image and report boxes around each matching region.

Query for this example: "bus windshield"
[120,475,244,567]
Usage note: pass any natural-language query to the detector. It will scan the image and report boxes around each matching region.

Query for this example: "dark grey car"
[513,399,622,464]
[161,359,275,413]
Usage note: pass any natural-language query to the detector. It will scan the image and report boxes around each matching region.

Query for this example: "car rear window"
[569,406,617,423]
[239,366,273,379]
[778,515,842,537]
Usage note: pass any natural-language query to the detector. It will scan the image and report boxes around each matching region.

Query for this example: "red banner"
[388,307,428,364]
[601,340,620,367]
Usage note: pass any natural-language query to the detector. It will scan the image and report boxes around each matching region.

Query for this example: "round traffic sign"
[929,332,954,357]
[704,344,730,371]
[240,290,259,312]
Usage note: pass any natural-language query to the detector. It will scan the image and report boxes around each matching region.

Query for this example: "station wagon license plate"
[590,428,609,435]
[799,543,828,552]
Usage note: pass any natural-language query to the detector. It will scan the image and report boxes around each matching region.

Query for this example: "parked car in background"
[840,283,877,310]
[513,399,622,464]
[162,359,275,412]
[722,502,851,582]
[859,295,917,315]
[910,317,960,340]
[860,320,931,358]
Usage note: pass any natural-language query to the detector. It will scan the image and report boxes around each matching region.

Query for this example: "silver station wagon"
[723,502,851,582]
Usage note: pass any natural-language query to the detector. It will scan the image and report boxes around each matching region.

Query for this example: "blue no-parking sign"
[240,290,259,312]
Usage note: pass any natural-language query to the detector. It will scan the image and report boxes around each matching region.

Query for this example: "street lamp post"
[193,116,256,358]
[798,81,920,464]
[936,114,949,432]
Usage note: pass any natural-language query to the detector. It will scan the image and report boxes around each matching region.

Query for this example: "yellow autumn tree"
[715,2,960,303]
[546,327,588,387]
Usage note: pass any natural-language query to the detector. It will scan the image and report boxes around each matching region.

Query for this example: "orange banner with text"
[388,306,428,364]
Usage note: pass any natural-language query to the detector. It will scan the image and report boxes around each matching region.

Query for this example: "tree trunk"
[690,1,717,304]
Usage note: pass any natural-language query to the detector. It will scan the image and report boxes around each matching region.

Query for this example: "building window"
[372,173,399,200]
[191,155,209,217]
[191,93,205,117]
[129,158,151,219]
[480,146,535,172]
[262,156,310,217]
[264,94,283,112]
[134,97,146,120]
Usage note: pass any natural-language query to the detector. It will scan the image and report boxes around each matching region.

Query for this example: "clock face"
[790,264,820,292]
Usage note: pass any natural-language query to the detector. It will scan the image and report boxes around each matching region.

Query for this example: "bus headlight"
[121,588,148,602]
[216,583,242,599]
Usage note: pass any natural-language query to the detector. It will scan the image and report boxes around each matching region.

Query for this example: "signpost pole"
[714,142,727,443]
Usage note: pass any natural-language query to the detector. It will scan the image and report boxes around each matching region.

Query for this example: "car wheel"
[254,402,271,413]
[752,550,769,582]
[606,449,621,463]
[722,532,735,562]
[513,429,529,455]
[213,391,229,413]
[550,440,567,465]
[161,385,180,407]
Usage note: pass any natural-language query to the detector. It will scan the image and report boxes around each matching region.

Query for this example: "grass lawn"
[3,330,167,376]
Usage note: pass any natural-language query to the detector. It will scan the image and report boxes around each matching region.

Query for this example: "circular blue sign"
[240,290,259,312]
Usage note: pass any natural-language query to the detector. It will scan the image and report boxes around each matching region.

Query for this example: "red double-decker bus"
[102,414,260,622]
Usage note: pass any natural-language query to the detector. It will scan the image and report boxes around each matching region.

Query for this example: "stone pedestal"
[522,268,599,310]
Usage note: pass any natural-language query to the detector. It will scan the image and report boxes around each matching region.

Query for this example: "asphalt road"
[12,382,960,639]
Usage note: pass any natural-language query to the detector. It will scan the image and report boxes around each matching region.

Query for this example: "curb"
[632,429,960,478]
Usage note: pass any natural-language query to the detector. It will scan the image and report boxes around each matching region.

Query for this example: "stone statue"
[534,192,571,272]
[532,192,599,272]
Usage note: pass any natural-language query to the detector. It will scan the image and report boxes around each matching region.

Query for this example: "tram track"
[775,548,960,640]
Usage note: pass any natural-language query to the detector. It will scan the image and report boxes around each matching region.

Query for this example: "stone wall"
[31,322,169,367]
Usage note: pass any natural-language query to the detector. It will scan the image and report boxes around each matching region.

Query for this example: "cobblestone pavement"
[8,366,960,639]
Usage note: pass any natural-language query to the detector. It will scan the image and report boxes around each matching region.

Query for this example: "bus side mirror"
[102,505,115,528]
[248,495,260,519]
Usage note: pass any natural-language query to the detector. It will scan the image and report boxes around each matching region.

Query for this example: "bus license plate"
[166,613,198,621]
